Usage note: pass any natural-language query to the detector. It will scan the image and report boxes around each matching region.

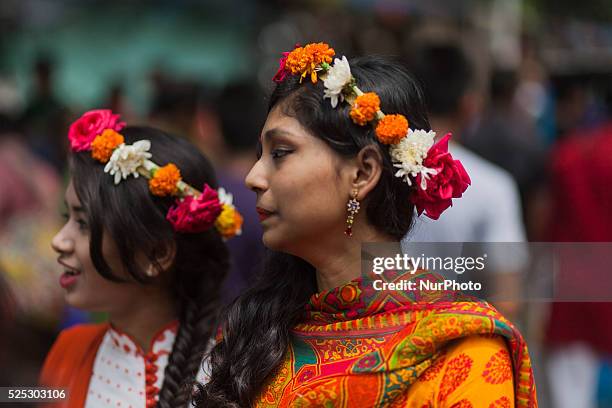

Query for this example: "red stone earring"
[344,189,360,237]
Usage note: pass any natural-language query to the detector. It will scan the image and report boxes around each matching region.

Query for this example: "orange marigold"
[149,163,181,197]
[375,114,409,144]
[349,92,380,126]
[285,42,335,83]
[215,204,244,239]
[90,129,124,163]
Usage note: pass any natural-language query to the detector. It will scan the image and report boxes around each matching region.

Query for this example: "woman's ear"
[143,243,177,278]
[349,145,384,200]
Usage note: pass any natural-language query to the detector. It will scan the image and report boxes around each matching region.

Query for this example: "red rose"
[68,109,125,152]
[272,50,291,83]
[411,133,471,220]
[166,184,222,233]
[272,44,301,83]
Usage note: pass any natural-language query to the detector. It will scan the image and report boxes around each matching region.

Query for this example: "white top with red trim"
[84,321,178,408]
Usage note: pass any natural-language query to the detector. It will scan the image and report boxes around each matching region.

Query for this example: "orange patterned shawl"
[255,270,537,407]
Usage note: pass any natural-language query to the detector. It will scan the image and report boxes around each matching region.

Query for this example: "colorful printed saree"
[255,270,537,407]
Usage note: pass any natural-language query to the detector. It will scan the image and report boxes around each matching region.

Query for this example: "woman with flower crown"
[39,110,243,408]
[195,43,538,407]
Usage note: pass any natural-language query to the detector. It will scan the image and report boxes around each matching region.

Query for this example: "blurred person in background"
[214,80,266,303]
[401,42,527,320]
[463,68,548,241]
[0,113,65,385]
[0,113,61,232]
[148,74,224,164]
[20,54,69,172]
[106,82,137,123]
[41,110,237,407]
[544,73,612,408]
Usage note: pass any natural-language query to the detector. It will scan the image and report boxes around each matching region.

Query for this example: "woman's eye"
[271,149,292,159]
[60,212,69,221]
[76,219,89,232]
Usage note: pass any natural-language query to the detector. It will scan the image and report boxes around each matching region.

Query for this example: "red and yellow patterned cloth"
[255,271,537,407]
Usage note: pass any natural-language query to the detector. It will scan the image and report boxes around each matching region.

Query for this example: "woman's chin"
[64,291,98,312]
[262,227,294,253]
[262,230,282,251]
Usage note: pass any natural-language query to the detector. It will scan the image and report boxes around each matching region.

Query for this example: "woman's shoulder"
[40,323,109,386]
[59,323,108,339]
[55,323,109,342]
[48,323,109,354]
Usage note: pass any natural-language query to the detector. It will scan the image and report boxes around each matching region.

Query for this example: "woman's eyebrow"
[64,200,84,213]
[262,127,297,143]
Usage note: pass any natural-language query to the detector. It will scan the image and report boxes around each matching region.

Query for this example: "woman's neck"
[310,225,394,292]
[108,288,177,351]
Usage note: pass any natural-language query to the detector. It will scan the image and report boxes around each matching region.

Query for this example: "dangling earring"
[145,266,158,277]
[344,189,360,237]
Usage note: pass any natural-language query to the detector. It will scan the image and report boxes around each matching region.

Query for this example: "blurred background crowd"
[1,0,612,406]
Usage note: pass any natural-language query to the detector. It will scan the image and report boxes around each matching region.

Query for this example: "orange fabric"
[254,271,537,407]
[406,335,514,407]
[39,323,108,407]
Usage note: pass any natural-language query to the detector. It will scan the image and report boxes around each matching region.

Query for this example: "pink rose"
[411,133,471,220]
[68,109,125,152]
[166,184,222,233]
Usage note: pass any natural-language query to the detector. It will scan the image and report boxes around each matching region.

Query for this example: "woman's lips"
[57,259,81,289]
[256,207,275,222]
[59,269,81,289]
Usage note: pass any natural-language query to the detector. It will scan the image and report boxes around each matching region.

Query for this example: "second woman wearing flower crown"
[196,44,538,407]
[40,110,242,408]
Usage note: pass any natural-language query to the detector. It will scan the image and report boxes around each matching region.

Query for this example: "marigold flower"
[285,42,335,83]
[375,114,409,145]
[215,204,244,239]
[149,163,181,196]
[91,129,125,163]
[349,92,380,126]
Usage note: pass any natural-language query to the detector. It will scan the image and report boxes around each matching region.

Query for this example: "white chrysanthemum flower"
[323,56,352,108]
[217,187,234,206]
[104,140,152,184]
[389,129,437,188]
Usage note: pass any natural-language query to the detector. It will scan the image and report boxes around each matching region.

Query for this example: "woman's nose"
[51,226,74,255]
[245,160,268,194]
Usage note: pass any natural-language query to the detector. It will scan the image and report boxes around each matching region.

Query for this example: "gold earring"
[344,189,360,237]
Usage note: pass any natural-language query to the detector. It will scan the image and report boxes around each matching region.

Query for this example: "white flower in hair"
[217,187,234,206]
[104,140,152,184]
[390,129,437,189]
[323,56,352,108]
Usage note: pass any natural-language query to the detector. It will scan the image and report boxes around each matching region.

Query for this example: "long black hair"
[71,126,229,408]
[195,56,430,407]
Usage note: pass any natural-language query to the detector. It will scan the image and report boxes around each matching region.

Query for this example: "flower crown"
[273,42,471,219]
[67,109,243,238]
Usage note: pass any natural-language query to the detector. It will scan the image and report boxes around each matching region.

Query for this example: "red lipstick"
[256,207,274,222]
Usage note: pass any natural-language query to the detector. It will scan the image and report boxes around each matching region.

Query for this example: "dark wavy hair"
[70,126,229,408]
[195,56,430,407]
